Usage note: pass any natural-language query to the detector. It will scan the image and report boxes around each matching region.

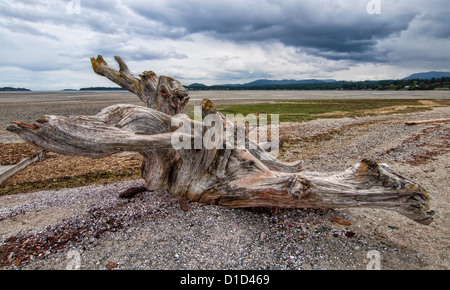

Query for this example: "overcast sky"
[1,0,449,90]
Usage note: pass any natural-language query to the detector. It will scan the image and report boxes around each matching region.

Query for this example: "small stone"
[345,231,355,237]
[106,261,119,270]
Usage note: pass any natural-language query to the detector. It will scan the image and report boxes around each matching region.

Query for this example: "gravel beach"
[0,91,449,270]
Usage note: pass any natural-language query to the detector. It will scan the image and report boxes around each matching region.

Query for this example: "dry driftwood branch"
[91,55,189,115]
[0,150,45,185]
[405,118,450,125]
[7,55,435,225]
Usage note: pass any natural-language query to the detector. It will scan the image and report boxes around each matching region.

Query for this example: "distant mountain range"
[185,71,450,91]
[188,79,337,88]
[222,79,337,87]
[402,71,450,80]
[188,71,450,89]
[188,72,450,88]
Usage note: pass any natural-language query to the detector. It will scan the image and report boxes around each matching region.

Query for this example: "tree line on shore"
[0,87,31,91]
[186,77,450,91]
[4,77,449,92]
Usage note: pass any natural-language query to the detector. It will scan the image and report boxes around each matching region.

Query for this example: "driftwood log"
[7,55,434,225]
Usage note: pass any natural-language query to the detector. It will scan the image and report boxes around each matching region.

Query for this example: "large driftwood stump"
[7,55,434,225]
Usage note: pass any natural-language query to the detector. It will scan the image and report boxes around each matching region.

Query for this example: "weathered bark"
[7,55,435,225]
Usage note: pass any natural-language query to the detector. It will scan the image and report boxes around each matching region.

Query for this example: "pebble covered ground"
[0,106,449,270]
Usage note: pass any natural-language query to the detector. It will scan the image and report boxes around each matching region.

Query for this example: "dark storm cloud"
[127,0,418,61]
[2,0,445,64]
[413,10,450,39]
